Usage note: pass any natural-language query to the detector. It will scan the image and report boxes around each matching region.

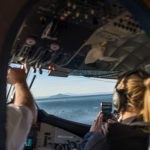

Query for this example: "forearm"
[14,82,37,123]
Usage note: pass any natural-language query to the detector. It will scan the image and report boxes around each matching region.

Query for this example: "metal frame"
[0,0,37,149]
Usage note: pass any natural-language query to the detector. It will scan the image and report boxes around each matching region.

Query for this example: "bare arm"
[7,67,37,123]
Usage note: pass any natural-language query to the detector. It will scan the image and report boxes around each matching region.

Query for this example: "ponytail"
[144,78,150,122]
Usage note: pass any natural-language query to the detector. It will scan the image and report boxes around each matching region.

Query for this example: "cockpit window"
[30,70,116,125]
[7,65,116,125]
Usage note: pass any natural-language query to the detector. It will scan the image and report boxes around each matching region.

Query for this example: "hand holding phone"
[100,102,112,122]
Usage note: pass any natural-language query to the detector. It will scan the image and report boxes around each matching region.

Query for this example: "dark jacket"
[79,116,149,150]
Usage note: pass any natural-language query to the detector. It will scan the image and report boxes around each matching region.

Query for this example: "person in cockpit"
[6,67,37,150]
[79,69,150,150]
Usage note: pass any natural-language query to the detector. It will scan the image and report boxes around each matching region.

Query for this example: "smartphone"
[100,102,112,122]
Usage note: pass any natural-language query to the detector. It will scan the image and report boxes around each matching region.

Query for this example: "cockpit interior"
[0,0,150,150]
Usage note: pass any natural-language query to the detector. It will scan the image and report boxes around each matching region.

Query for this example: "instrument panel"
[25,123,83,150]
[11,0,131,73]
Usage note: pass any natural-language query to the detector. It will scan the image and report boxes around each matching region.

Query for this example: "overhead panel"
[9,0,150,78]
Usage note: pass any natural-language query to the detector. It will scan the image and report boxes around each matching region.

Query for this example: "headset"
[113,69,150,112]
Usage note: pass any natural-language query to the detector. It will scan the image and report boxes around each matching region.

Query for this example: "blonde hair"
[117,73,150,123]
[144,79,150,122]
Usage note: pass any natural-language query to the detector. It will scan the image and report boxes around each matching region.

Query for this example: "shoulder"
[7,104,32,115]
[7,104,33,125]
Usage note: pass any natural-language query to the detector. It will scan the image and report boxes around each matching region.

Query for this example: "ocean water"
[36,94,112,125]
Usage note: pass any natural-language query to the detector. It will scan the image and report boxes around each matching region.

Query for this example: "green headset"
[113,69,150,112]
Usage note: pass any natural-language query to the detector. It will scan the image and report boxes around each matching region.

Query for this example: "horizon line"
[35,92,113,99]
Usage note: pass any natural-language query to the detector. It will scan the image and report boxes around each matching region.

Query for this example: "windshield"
[7,66,116,125]
[30,70,116,125]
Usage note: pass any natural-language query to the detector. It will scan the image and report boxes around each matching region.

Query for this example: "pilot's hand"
[90,112,103,132]
[90,112,117,133]
[7,67,26,85]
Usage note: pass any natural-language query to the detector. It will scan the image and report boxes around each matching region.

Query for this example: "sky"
[28,69,117,98]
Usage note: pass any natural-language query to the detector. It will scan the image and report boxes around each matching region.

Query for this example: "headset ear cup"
[113,89,121,111]
[113,89,127,112]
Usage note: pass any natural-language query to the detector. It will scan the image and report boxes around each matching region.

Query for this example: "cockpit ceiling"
[10,0,150,79]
